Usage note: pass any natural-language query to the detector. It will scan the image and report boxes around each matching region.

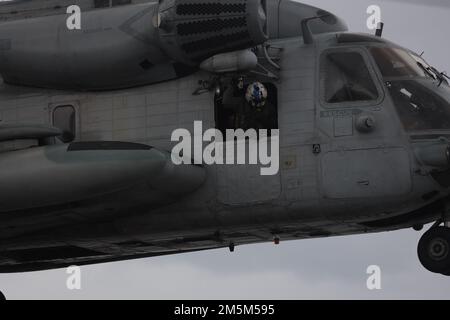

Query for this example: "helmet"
[245,82,267,108]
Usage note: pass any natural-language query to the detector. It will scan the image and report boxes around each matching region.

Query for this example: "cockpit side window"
[321,51,379,104]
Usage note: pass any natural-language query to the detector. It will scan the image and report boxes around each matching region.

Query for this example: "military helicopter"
[0,0,449,279]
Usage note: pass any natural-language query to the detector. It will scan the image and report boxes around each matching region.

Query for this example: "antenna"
[375,22,384,37]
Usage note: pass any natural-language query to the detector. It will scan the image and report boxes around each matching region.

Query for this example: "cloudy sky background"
[0,0,450,299]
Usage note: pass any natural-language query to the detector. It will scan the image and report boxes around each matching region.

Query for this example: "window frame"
[319,47,385,109]
[49,103,79,143]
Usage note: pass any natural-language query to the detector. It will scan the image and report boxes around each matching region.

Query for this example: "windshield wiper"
[417,62,437,80]
[429,66,449,87]
[417,61,449,87]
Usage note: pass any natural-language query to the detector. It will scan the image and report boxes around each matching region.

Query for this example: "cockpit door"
[317,47,412,199]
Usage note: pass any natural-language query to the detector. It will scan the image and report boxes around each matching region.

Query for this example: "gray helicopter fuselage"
[0,0,449,272]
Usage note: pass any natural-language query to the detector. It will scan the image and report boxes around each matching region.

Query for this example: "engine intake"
[157,0,268,64]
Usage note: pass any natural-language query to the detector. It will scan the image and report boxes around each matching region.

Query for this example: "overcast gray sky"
[0,0,449,300]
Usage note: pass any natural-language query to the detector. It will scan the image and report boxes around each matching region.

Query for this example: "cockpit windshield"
[370,47,450,132]
[370,47,432,79]
[387,80,450,131]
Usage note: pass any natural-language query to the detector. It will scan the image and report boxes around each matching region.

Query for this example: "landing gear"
[418,226,450,275]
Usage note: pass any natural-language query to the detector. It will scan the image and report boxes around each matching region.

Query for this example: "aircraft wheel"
[418,226,450,274]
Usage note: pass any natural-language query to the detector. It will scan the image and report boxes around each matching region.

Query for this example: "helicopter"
[0,0,449,278]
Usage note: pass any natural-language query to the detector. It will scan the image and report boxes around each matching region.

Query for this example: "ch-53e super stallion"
[0,0,449,280]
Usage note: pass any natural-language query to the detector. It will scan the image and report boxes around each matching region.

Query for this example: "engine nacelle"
[0,0,267,90]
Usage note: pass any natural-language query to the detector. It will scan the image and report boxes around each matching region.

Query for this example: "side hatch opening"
[214,78,278,138]
[52,105,77,143]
